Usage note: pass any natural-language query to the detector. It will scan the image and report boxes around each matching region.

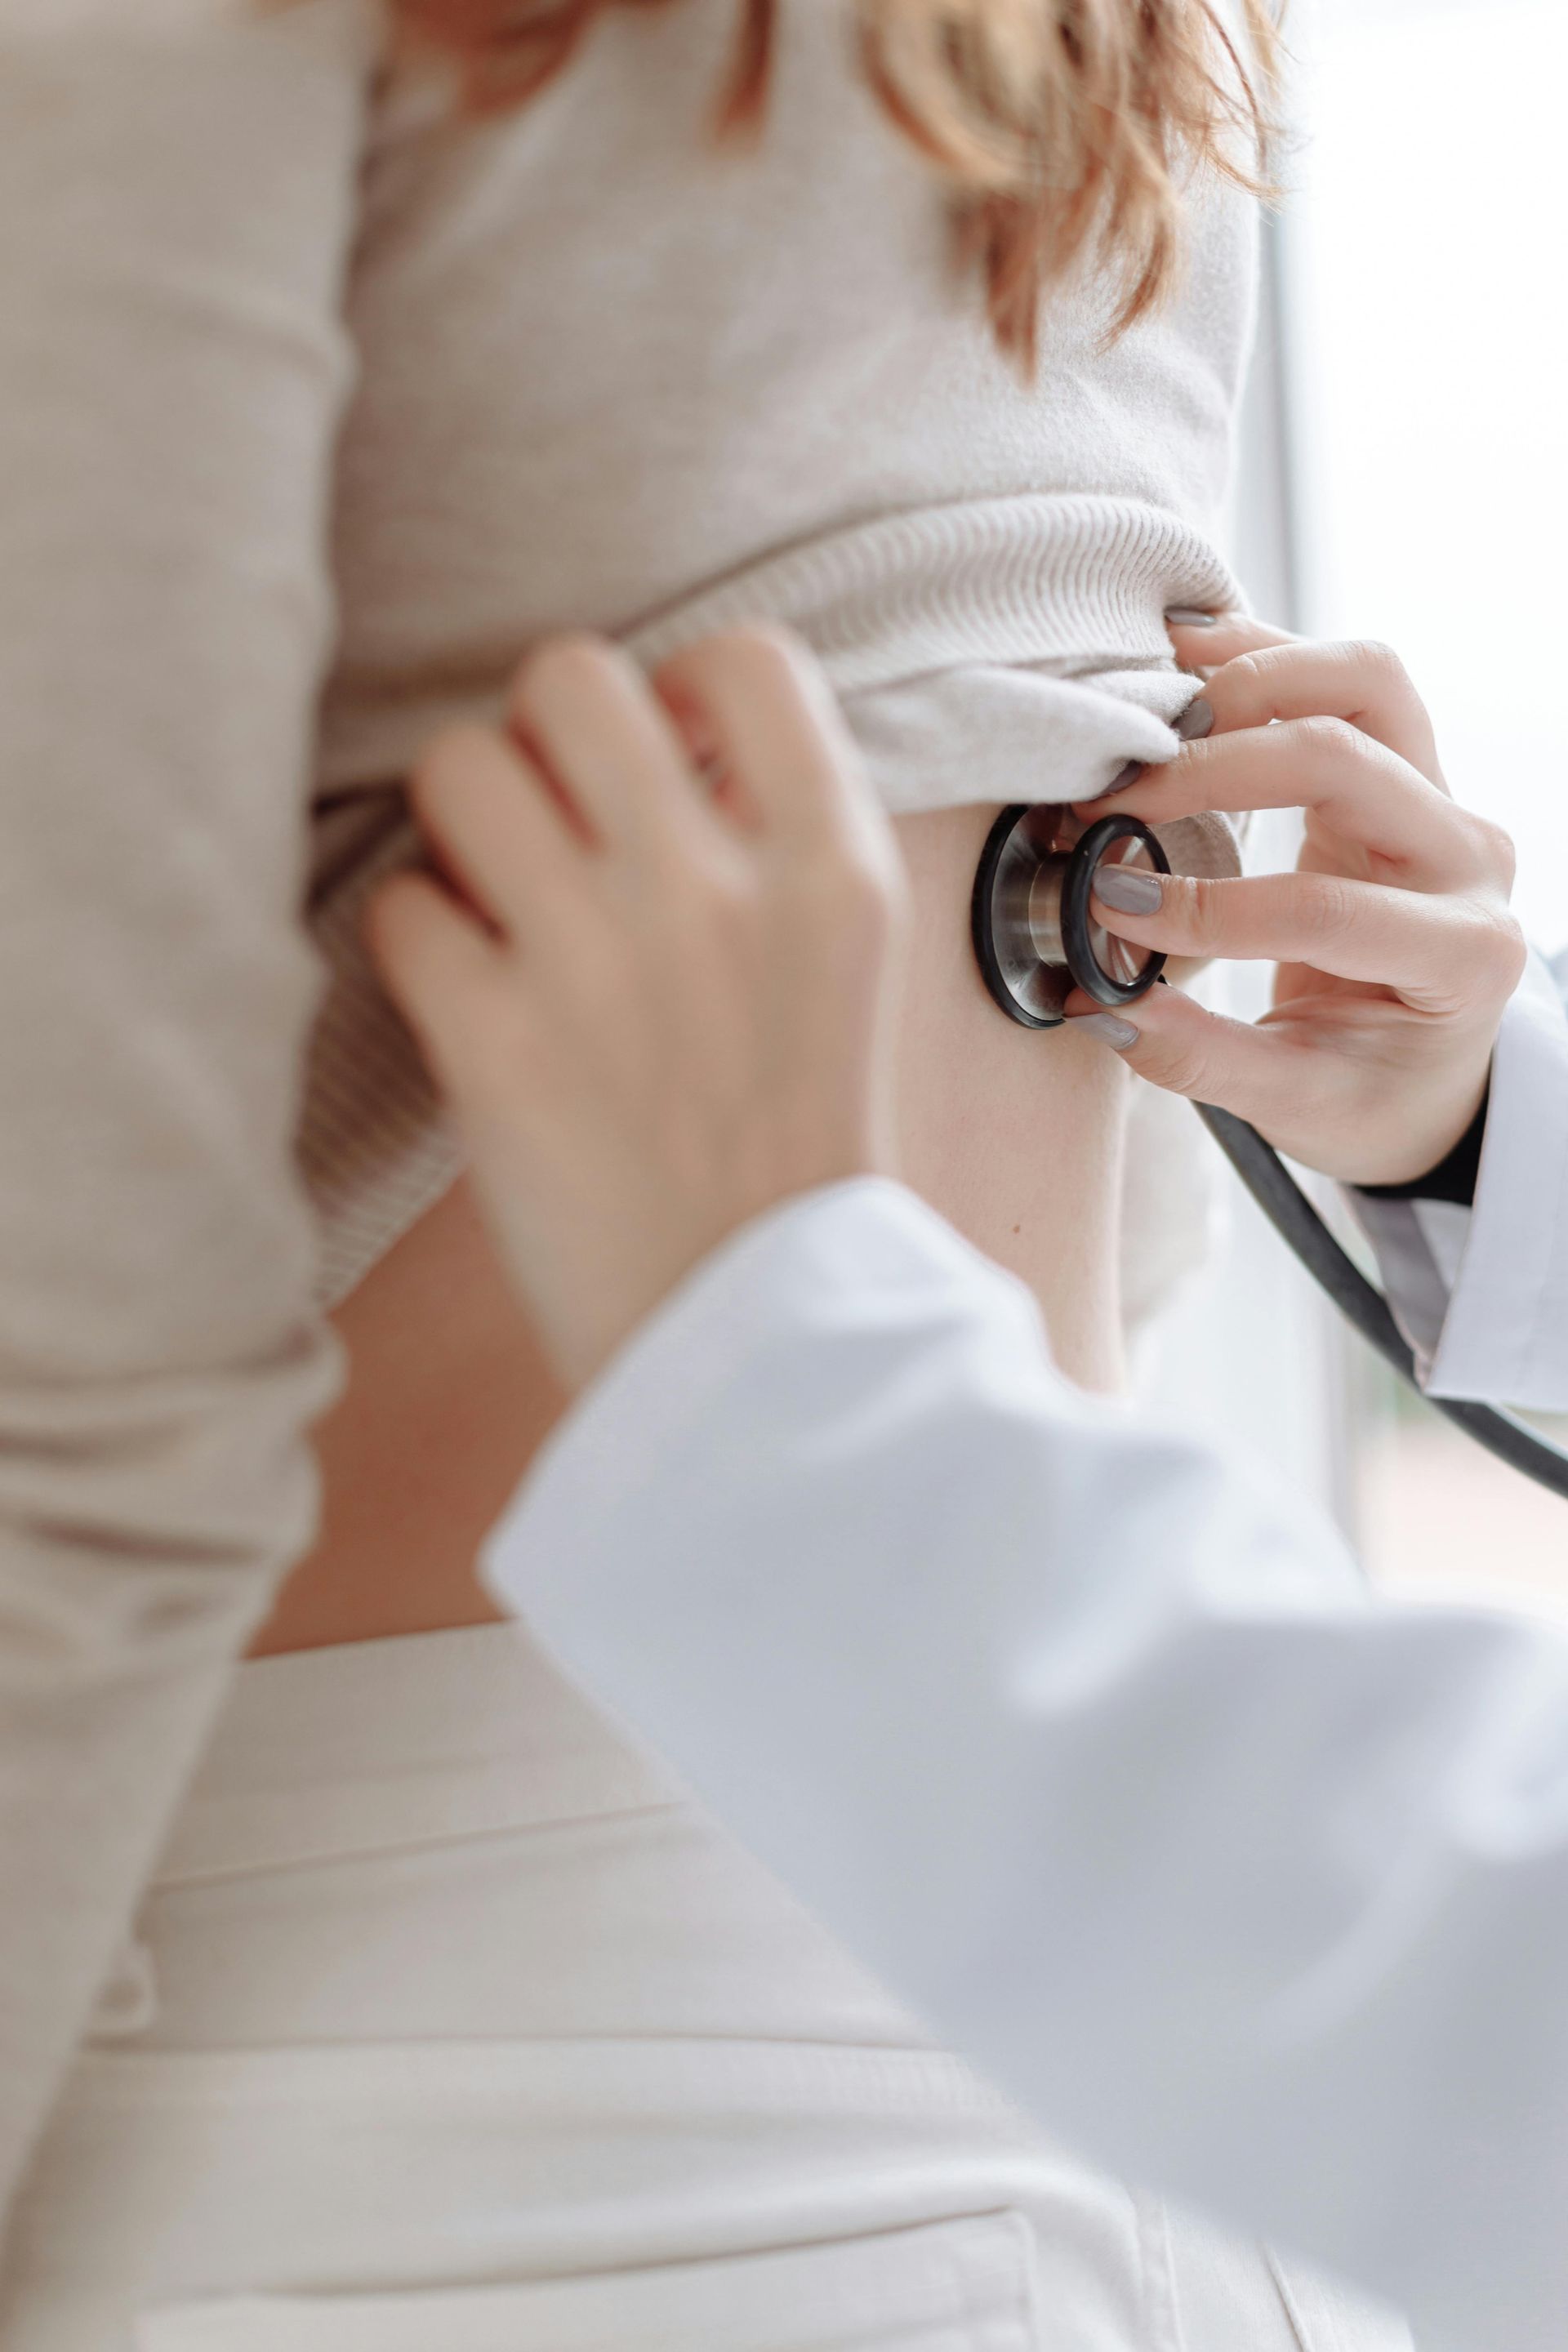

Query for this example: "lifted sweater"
[0,0,1254,2221]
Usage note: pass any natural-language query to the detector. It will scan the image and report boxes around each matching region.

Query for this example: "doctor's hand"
[1068,618,1527,1187]
[367,629,906,1389]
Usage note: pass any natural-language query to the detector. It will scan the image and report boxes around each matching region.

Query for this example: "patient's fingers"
[1089,868,1526,1015]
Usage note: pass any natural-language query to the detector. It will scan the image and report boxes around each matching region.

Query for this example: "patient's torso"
[298,0,1255,1310]
[319,0,1249,797]
[256,804,1133,1655]
[265,0,1254,1650]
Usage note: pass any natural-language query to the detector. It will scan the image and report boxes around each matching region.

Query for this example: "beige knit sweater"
[0,0,1255,2221]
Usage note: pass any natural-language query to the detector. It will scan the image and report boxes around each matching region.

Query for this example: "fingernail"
[1165,607,1218,628]
[1174,697,1215,742]
[1073,1013,1141,1049]
[1098,760,1145,799]
[1094,864,1164,914]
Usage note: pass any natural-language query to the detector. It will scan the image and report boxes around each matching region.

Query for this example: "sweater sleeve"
[0,0,373,2219]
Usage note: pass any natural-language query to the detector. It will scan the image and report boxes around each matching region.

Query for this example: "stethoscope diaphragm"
[970,803,1171,1029]
[968,799,1568,1500]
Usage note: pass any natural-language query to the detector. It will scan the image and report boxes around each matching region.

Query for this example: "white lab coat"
[485,951,1568,2352]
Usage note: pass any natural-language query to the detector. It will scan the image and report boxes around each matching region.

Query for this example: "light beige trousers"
[0,1628,1412,2352]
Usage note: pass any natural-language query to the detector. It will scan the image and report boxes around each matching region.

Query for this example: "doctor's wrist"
[1357,1081,1490,1209]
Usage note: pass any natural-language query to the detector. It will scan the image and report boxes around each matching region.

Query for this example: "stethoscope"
[971,802,1568,1500]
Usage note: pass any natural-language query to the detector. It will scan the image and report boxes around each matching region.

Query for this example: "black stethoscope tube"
[971,804,1568,1502]
[1196,1102,1568,1501]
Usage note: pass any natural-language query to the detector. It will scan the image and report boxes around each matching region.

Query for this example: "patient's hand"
[368,628,906,1388]
[1068,618,1526,1187]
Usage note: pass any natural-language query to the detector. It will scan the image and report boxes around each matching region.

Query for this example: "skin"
[1074,617,1526,1181]
[251,796,1126,1655]
[248,620,1523,1657]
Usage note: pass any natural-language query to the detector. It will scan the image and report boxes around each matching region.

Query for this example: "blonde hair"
[391,0,1281,364]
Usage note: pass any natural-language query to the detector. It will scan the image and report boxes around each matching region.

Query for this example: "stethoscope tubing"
[1196,1102,1568,1502]
[970,803,1568,1501]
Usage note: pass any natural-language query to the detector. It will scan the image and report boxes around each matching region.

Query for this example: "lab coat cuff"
[1353,953,1568,1410]
[482,1175,1036,1620]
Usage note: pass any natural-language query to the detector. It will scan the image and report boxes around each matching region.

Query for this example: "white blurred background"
[1136,0,1568,1595]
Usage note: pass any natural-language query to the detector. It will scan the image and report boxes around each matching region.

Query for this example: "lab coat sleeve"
[484,1177,1568,2352]
[1353,949,1568,1409]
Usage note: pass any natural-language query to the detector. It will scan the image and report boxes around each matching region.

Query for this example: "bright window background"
[1285,0,1568,963]
[1142,0,1568,1594]
[1287,0,1568,1594]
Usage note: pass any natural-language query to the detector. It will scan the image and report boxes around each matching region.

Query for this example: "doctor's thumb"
[1064,980,1316,1139]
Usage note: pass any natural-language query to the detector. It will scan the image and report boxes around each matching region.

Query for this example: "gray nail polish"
[1098,760,1145,799]
[1175,697,1215,742]
[1073,1013,1141,1049]
[1165,606,1218,627]
[1094,863,1163,914]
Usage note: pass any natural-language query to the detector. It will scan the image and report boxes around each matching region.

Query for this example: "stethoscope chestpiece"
[969,804,1568,1499]
[970,803,1171,1030]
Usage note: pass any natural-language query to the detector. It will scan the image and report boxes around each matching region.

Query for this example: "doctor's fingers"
[1164,610,1296,670]
[510,635,720,871]
[1065,980,1340,1138]
[367,868,522,1102]
[1071,982,1401,1156]
[1175,635,1442,783]
[408,723,594,946]
[1089,869,1528,1017]
[1104,720,1509,895]
[654,628,898,882]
